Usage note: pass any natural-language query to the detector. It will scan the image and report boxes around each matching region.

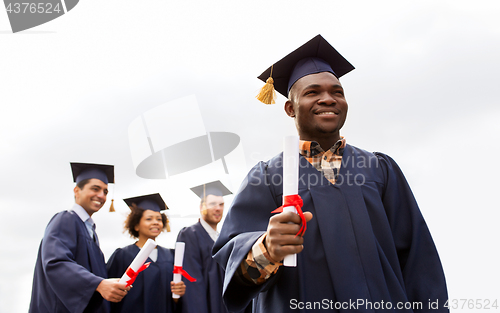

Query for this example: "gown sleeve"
[41,212,104,313]
[375,152,448,311]
[106,248,126,279]
[213,161,282,311]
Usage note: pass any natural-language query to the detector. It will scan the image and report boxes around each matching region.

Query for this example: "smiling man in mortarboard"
[213,35,449,313]
[29,163,131,313]
[176,181,250,313]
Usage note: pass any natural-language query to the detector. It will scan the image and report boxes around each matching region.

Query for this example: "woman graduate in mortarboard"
[107,193,185,313]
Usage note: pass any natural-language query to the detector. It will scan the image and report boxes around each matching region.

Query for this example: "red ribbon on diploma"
[272,194,306,237]
[173,266,197,282]
[125,262,151,287]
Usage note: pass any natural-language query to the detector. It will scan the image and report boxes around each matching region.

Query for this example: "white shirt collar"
[71,204,96,240]
[71,203,91,223]
[199,218,219,242]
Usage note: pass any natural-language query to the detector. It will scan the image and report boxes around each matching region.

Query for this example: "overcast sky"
[1,1,499,312]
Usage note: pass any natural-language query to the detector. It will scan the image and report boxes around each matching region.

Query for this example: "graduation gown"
[106,244,179,313]
[176,221,229,313]
[29,210,108,313]
[213,144,448,313]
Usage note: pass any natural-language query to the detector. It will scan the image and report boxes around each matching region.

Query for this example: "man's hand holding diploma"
[96,278,131,303]
[265,211,313,263]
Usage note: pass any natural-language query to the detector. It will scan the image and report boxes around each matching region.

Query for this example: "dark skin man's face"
[284,72,348,150]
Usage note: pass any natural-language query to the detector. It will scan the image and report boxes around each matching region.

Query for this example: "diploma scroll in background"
[172,242,185,299]
[119,239,157,285]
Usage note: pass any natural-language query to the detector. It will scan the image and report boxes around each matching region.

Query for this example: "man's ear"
[74,186,80,200]
[284,100,296,117]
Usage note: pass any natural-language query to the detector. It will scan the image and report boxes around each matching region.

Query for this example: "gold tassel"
[109,199,115,212]
[256,77,276,105]
[256,65,276,105]
[201,183,208,215]
[164,204,170,232]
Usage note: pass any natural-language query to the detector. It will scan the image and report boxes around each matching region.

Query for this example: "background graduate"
[29,162,131,313]
[213,35,449,312]
[107,193,185,313]
[177,181,250,313]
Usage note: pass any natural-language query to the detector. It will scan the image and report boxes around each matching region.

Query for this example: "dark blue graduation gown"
[106,244,179,313]
[213,144,448,313]
[29,210,108,313]
[176,221,229,313]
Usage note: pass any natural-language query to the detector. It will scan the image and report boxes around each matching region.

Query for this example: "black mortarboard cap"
[190,180,232,199]
[123,193,168,212]
[257,34,355,101]
[71,162,114,184]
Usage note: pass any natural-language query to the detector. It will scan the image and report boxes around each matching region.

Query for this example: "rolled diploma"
[283,135,299,267]
[172,242,185,299]
[119,238,157,285]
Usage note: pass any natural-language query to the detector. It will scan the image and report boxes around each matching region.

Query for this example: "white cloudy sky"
[1,1,499,312]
